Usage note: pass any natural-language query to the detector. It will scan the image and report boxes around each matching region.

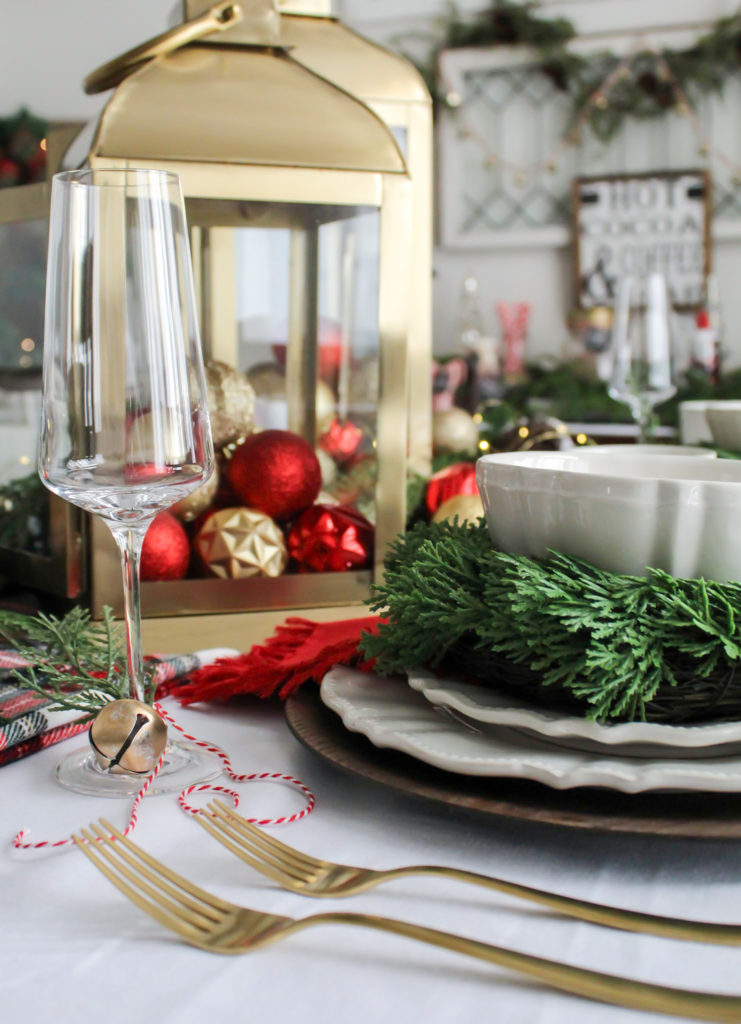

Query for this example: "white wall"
[0,0,178,120]
[2,1,740,362]
[340,0,741,364]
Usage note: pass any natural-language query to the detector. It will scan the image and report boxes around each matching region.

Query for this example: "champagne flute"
[38,168,218,796]
[608,273,677,443]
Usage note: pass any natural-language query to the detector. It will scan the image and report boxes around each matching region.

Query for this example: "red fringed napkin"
[176,615,385,704]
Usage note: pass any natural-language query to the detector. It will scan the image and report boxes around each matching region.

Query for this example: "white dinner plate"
[320,666,741,793]
[406,668,741,758]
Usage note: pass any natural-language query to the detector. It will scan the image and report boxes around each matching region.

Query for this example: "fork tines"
[196,801,317,884]
[72,819,230,944]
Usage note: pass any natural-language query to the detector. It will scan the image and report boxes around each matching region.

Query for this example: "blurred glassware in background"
[608,273,676,443]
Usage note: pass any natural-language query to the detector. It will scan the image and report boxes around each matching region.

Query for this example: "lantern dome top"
[81,1,407,175]
[182,1,429,105]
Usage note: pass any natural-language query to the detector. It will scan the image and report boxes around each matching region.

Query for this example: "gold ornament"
[170,467,219,522]
[432,407,480,455]
[195,507,288,579]
[247,363,336,434]
[247,362,285,399]
[432,493,485,525]
[89,699,168,775]
[206,360,256,448]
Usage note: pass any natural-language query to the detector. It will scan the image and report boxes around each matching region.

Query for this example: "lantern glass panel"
[191,198,381,524]
[0,219,45,374]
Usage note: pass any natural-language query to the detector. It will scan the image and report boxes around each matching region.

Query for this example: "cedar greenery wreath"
[412,1,741,141]
[361,519,741,724]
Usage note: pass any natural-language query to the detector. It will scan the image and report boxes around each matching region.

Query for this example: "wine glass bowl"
[607,273,677,443]
[39,167,218,795]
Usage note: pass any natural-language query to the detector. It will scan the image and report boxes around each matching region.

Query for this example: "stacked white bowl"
[476,448,741,582]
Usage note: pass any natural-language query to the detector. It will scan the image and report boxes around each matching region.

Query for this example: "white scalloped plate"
[320,667,741,793]
[406,668,741,759]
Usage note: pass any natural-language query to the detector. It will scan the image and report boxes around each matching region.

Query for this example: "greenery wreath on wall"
[414,1,741,141]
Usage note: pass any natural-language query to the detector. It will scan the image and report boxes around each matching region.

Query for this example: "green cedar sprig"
[361,520,741,721]
[0,606,155,721]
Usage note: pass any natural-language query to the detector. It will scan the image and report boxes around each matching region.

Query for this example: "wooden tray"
[285,687,741,839]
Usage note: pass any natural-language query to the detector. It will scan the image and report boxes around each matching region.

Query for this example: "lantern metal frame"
[0,4,427,652]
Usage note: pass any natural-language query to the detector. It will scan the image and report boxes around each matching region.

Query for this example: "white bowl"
[476,451,741,581]
[583,444,715,459]
[679,401,712,445]
[704,401,741,451]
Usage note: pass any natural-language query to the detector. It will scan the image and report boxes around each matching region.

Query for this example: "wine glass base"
[56,740,223,797]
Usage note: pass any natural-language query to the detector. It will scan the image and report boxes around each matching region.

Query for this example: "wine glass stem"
[111,525,148,704]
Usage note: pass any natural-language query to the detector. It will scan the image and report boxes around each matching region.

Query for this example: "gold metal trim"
[84,2,243,95]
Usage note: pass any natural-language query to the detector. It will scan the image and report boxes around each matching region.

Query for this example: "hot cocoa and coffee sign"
[574,170,710,310]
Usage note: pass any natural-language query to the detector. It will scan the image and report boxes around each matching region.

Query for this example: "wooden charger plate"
[285,686,741,839]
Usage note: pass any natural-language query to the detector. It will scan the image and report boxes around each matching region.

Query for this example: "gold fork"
[73,818,741,1023]
[195,799,741,947]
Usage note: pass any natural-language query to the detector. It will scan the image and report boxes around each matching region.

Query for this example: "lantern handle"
[83,2,243,95]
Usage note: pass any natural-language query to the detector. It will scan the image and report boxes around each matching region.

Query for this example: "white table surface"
[2,693,741,1024]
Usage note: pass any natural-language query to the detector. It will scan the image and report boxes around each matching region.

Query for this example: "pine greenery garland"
[412,2,741,141]
[0,606,154,721]
[361,519,741,722]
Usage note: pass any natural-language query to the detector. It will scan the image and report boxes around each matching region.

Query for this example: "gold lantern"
[0,1,427,652]
[185,0,434,473]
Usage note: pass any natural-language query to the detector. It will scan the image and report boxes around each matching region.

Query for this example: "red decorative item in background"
[141,512,191,581]
[424,462,479,517]
[226,429,321,522]
[288,504,373,572]
[319,418,363,465]
[497,301,531,377]
[271,318,344,381]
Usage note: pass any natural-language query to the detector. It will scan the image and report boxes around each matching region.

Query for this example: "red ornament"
[141,512,191,581]
[0,158,21,187]
[271,318,344,381]
[319,418,363,465]
[226,429,321,522]
[288,504,373,572]
[425,462,479,518]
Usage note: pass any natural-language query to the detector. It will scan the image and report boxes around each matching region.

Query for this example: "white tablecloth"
[2,694,741,1024]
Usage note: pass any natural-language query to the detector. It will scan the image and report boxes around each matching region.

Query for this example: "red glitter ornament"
[141,512,191,581]
[288,504,373,572]
[424,462,479,518]
[226,429,321,522]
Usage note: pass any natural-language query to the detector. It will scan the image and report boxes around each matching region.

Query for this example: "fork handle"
[302,911,741,1022]
[377,865,741,946]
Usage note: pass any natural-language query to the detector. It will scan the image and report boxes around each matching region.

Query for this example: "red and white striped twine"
[12,698,314,853]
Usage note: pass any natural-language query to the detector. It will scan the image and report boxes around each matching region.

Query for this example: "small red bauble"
[425,462,479,518]
[141,512,191,581]
[288,504,373,572]
[319,418,363,465]
[226,429,321,522]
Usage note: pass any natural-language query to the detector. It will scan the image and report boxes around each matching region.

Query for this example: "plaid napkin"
[0,648,237,767]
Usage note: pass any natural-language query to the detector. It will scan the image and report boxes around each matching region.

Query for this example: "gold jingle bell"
[89,699,168,775]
